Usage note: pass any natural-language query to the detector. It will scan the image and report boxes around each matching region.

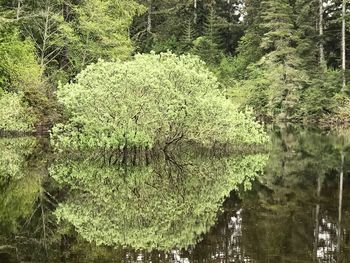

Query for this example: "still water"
[0,125,350,262]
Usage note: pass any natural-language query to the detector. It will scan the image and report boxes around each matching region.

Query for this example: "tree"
[52,150,267,250]
[58,0,144,75]
[226,0,264,80]
[0,92,36,132]
[131,0,192,53]
[192,8,224,65]
[241,0,310,120]
[319,0,326,67]
[0,28,43,132]
[0,28,42,94]
[342,0,346,91]
[52,52,268,151]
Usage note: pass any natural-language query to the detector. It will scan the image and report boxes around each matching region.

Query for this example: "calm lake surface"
[1,125,350,263]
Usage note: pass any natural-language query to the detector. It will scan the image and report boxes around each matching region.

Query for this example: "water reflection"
[0,137,56,262]
[237,126,350,263]
[51,150,267,251]
[0,137,39,235]
[1,126,350,262]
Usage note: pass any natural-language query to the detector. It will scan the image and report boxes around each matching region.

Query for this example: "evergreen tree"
[180,18,196,50]
[192,8,223,64]
[294,0,319,71]
[247,0,310,120]
[228,0,264,79]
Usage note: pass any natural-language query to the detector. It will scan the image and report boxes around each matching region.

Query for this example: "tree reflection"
[0,138,39,235]
[2,126,350,263]
[237,126,350,263]
[0,137,59,262]
[51,150,267,251]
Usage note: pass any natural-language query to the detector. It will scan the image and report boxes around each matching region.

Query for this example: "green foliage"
[0,29,42,93]
[191,10,224,65]
[131,0,244,56]
[0,27,54,131]
[58,0,145,74]
[0,137,37,184]
[300,69,341,119]
[1,0,350,126]
[0,92,36,132]
[191,36,222,65]
[226,33,263,80]
[232,0,311,121]
[52,52,268,150]
[0,137,39,234]
[52,151,268,250]
[328,92,350,123]
[294,0,319,70]
[0,174,40,235]
[180,19,196,50]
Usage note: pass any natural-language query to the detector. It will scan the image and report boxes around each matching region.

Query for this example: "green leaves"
[0,28,43,132]
[58,0,145,73]
[52,151,268,251]
[52,52,268,151]
[0,29,42,93]
[0,92,36,132]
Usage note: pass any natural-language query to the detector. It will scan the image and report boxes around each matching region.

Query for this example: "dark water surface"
[1,126,350,262]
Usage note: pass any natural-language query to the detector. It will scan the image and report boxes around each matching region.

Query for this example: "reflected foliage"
[0,137,36,184]
[238,126,350,262]
[51,151,267,251]
[3,126,350,262]
[0,174,40,235]
[0,137,59,262]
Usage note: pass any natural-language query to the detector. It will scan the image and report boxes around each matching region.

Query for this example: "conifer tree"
[250,0,309,120]
[294,0,319,71]
[228,0,264,79]
[192,8,223,64]
[180,18,196,49]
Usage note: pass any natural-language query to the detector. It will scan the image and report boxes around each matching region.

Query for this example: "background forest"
[1,0,350,133]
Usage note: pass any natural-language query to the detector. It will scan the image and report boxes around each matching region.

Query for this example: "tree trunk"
[194,0,197,24]
[319,0,325,67]
[40,4,50,68]
[16,0,22,19]
[147,0,152,34]
[313,175,323,260]
[337,152,344,258]
[342,0,346,91]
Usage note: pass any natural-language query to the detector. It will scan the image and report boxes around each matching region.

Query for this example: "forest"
[1,0,350,137]
[2,1,350,262]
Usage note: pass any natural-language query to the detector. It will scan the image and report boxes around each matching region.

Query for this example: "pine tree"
[294,0,319,71]
[192,8,223,64]
[252,0,309,120]
[180,18,196,49]
[229,0,264,79]
[203,8,222,45]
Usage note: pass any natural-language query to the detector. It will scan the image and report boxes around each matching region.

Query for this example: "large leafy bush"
[52,52,268,150]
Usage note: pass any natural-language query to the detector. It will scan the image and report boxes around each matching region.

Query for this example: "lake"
[0,125,349,262]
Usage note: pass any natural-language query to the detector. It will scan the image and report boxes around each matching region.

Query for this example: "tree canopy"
[52,52,268,150]
[1,0,350,130]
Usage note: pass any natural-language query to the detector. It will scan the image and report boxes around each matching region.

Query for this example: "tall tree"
[319,0,326,67]
[342,0,346,91]
[59,0,144,75]
[194,0,198,24]
[249,0,309,120]
[0,28,43,131]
